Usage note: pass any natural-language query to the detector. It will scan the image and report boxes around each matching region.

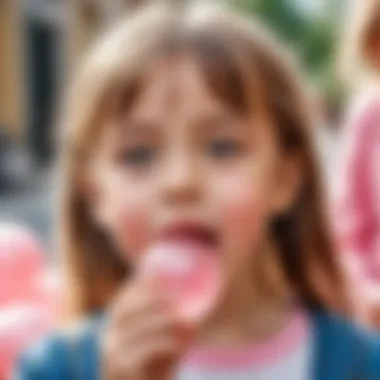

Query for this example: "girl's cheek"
[92,166,154,261]
[119,200,151,260]
[106,186,153,262]
[216,176,265,256]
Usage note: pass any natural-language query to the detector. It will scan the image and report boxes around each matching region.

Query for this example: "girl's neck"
[199,295,293,348]
[197,247,294,347]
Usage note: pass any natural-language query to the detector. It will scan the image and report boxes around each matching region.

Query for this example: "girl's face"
[88,56,299,286]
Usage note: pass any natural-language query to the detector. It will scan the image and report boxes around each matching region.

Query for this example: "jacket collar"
[311,310,366,380]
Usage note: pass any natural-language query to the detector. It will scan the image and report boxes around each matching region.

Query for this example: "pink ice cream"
[141,242,222,323]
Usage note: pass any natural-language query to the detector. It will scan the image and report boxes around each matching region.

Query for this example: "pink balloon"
[0,304,53,378]
[31,267,63,319]
[0,225,61,377]
[0,224,45,306]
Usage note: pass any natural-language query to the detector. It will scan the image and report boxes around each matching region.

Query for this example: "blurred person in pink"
[0,223,61,378]
[335,0,380,327]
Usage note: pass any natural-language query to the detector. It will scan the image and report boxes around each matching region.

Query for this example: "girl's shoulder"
[14,313,103,380]
[312,310,380,378]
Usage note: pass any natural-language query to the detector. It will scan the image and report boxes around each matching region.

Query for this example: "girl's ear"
[270,154,302,216]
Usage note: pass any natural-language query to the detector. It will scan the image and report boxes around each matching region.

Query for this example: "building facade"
[1,0,152,164]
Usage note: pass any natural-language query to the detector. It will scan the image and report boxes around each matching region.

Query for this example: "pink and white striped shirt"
[335,89,380,285]
[175,309,312,380]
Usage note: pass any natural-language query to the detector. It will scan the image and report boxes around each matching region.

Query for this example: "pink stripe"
[182,309,309,370]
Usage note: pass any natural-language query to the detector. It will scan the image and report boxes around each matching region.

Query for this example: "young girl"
[16,3,380,379]
[335,0,380,327]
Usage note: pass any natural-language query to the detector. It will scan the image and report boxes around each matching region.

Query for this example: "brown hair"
[339,0,380,86]
[60,2,349,320]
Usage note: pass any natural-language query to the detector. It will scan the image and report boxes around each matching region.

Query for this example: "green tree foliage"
[231,0,343,108]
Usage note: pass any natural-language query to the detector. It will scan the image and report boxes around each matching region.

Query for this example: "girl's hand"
[101,277,193,380]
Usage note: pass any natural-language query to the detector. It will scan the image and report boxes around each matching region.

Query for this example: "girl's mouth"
[158,222,219,249]
[142,223,223,323]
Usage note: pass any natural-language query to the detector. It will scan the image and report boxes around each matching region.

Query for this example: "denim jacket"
[14,310,380,380]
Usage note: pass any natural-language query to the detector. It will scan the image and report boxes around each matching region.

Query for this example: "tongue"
[141,242,222,323]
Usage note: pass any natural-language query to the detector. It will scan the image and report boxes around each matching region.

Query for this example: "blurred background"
[0,0,368,376]
[0,0,347,249]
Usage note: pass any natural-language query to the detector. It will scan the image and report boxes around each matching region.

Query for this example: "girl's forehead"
[98,52,258,151]
[128,55,229,121]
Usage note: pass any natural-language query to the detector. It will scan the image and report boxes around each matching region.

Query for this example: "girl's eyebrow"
[114,110,243,137]
[190,110,242,132]
[118,118,161,136]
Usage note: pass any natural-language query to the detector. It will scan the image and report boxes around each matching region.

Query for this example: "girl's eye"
[207,139,242,159]
[120,146,156,167]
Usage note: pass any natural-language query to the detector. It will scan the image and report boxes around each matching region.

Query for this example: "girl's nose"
[160,150,201,206]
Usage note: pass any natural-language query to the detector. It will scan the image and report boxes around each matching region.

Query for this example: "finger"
[110,275,152,311]
[103,308,180,359]
[103,317,192,372]
[120,309,182,346]
[114,335,182,377]
[109,278,169,325]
